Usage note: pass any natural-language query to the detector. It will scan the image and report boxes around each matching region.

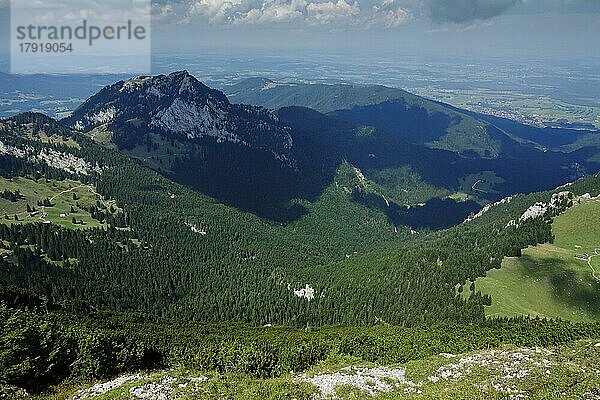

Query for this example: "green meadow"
[474,198,600,322]
[0,176,121,230]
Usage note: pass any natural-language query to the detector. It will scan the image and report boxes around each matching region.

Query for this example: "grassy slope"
[475,198,600,322]
[0,176,121,230]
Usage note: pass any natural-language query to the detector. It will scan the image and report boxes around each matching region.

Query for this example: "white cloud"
[379,8,411,27]
[235,0,307,24]
[185,0,240,24]
[306,0,360,25]
[8,0,150,22]
[160,0,412,28]
[154,0,589,28]
[371,0,411,27]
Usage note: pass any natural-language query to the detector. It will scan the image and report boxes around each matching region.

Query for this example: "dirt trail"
[588,248,600,282]
[471,179,487,193]
[45,184,112,211]
[10,183,111,221]
[48,184,87,202]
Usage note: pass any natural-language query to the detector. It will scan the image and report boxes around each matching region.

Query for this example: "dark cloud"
[426,0,520,24]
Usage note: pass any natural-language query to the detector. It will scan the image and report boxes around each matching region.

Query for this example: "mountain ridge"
[50,72,599,223]
[226,77,600,162]
[63,71,295,166]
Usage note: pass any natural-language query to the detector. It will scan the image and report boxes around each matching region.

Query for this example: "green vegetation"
[226,80,417,114]
[86,124,116,149]
[447,192,470,201]
[2,114,596,328]
[3,114,80,146]
[229,80,505,157]
[121,133,188,174]
[561,134,600,162]
[428,117,500,158]
[459,171,505,196]
[0,176,123,230]
[475,198,600,322]
[3,105,600,397]
[29,339,600,400]
[1,289,599,397]
[416,87,600,130]
[553,198,600,251]
[28,131,80,148]
[365,166,451,205]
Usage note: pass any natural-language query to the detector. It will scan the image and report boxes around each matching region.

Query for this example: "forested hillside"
[2,82,600,398]
[227,78,600,162]
[2,111,600,328]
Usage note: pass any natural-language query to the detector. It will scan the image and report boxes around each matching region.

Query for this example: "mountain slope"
[226,79,510,158]
[4,112,600,327]
[277,106,589,206]
[61,73,595,227]
[52,340,600,400]
[62,73,325,220]
[63,71,294,164]
[474,195,600,322]
[3,294,600,398]
[2,111,591,328]
[226,78,600,162]
[226,78,417,114]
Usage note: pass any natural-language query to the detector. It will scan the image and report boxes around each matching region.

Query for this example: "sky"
[0,0,599,62]
[151,0,600,59]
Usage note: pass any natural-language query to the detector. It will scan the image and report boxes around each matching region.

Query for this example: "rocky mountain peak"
[61,72,294,166]
[117,71,228,104]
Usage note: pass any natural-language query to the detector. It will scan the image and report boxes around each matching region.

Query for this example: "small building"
[60,213,67,218]
[575,253,590,261]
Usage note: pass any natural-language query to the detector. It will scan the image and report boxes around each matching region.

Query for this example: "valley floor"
[26,340,600,400]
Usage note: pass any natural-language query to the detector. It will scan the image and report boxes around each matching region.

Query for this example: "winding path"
[588,248,600,282]
[43,184,113,212]
[471,179,487,194]
[48,184,87,203]
[9,183,112,221]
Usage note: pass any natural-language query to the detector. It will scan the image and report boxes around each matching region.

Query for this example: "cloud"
[306,0,360,25]
[154,0,414,28]
[151,0,598,28]
[424,0,520,24]
[238,1,305,24]
[180,0,362,26]
[371,0,411,27]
